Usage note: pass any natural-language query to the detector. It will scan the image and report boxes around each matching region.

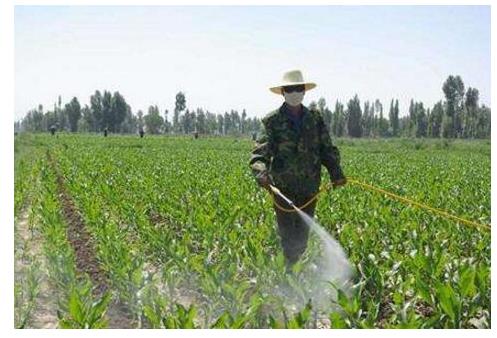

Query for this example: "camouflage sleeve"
[249,122,272,180]
[317,114,345,182]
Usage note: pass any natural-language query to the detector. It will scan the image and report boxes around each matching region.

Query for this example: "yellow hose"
[270,178,491,232]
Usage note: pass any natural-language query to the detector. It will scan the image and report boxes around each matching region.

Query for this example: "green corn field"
[14,133,490,329]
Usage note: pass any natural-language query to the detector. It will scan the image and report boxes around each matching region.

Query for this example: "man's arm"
[249,123,273,188]
[317,114,346,186]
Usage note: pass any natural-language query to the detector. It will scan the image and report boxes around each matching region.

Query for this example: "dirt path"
[15,208,58,329]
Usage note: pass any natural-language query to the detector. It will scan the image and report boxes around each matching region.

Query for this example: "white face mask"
[283,91,304,107]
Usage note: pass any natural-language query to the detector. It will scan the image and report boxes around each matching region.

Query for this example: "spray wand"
[269,185,297,210]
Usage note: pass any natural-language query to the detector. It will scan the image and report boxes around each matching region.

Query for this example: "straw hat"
[269,69,317,94]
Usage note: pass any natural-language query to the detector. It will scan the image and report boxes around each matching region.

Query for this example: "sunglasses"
[282,85,305,93]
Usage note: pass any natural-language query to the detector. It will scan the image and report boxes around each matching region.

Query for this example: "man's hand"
[256,171,272,190]
[332,177,347,188]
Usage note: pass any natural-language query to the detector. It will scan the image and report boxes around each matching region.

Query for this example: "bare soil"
[15,208,58,329]
[48,151,109,295]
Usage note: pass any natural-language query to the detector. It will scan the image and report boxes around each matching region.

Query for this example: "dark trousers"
[274,198,317,268]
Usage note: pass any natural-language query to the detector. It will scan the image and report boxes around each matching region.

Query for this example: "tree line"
[16,75,490,139]
[308,75,490,139]
[16,90,263,137]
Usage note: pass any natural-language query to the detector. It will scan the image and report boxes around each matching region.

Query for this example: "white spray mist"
[273,208,354,314]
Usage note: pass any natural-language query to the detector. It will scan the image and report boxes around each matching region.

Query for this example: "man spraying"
[249,69,346,270]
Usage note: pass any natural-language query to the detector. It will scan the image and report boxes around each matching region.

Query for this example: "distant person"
[104,127,108,137]
[252,132,257,141]
[194,131,199,139]
[50,125,56,136]
[139,128,145,138]
[249,69,346,270]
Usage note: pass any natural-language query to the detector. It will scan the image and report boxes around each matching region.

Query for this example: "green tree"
[120,104,137,134]
[429,101,443,138]
[217,114,224,135]
[43,109,58,132]
[347,95,362,138]
[223,112,231,134]
[163,109,171,133]
[144,105,164,134]
[58,104,69,131]
[197,108,206,134]
[393,99,400,137]
[362,101,370,137]
[309,100,318,111]
[182,109,193,134]
[408,99,416,137]
[33,107,44,131]
[80,104,93,132]
[378,105,389,137]
[374,99,383,137]
[477,105,490,138]
[389,99,400,137]
[174,92,186,132]
[137,110,144,129]
[332,101,345,137]
[317,98,333,130]
[90,90,103,131]
[415,102,427,137]
[101,91,113,131]
[442,75,465,138]
[241,109,247,134]
[66,97,81,132]
[111,91,128,132]
[464,87,479,138]
[205,111,217,134]
[82,103,96,132]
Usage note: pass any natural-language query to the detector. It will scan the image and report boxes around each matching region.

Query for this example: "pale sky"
[15,5,491,120]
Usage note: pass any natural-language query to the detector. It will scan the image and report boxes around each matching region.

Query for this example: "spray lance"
[269,184,297,210]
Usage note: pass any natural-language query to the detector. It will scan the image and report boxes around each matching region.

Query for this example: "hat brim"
[269,82,317,95]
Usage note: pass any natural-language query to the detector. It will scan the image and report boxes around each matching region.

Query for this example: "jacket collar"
[279,102,309,118]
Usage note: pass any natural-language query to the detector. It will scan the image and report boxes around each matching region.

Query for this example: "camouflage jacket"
[249,103,345,204]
